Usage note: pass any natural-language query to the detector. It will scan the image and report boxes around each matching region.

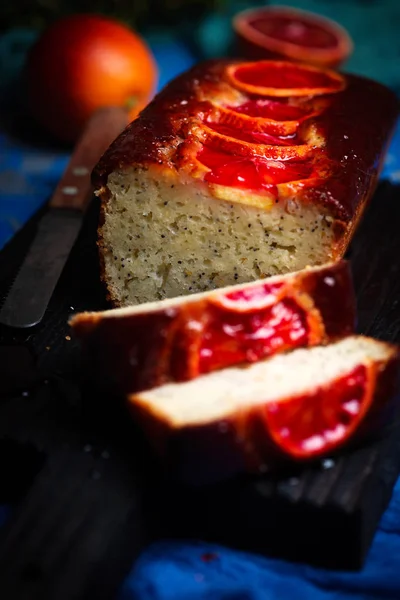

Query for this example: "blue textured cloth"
[120,482,400,600]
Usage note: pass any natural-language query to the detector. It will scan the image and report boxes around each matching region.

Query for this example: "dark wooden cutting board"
[0,181,400,599]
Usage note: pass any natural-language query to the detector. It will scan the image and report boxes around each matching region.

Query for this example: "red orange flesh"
[233,6,353,68]
[265,364,371,458]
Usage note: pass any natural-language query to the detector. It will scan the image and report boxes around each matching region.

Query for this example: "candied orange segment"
[226,60,345,96]
[216,105,300,136]
[197,298,311,375]
[197,146,313,191]
[205,119,299,146]
[227,98,309,121]
[168,290,324,379]
[265,364,371,458]
[201,123,316,161]
[210,281,286,312]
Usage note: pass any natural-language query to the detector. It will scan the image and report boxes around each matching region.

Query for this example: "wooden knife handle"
[49,107,129,211]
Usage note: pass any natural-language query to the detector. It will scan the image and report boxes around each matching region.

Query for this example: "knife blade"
[0,106,128,328]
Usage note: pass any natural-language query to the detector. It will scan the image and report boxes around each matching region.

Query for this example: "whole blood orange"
[25,14,158,143]
[233,6,353,68]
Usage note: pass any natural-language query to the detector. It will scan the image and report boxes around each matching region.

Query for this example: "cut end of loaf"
[70,259,356,400]
[130,336,398,428]
[128,335,399,483]
[70,260,343,322]
[99,167,340,306]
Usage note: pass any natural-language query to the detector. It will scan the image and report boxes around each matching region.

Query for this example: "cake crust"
[70,261,355,394]
[93,59,398,222]
[128,337,400,485]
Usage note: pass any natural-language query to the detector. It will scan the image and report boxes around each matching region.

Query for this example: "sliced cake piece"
[92,59,398,306]
[128,336,400,485]
[70,260,355,394]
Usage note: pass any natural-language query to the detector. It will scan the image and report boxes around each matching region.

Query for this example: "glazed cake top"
[93,59,398,221]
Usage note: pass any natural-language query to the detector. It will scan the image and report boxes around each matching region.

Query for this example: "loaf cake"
[92,59,398,306]
[128,336,400,484]
[70,260,356,394]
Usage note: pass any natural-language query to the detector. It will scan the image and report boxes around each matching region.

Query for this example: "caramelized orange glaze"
[93,59,398,222]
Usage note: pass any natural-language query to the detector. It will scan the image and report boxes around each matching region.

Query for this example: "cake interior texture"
[78,261,334,319]
[131,337,392,427]
[100,167,338,306]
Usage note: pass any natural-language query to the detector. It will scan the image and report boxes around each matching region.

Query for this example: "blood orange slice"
[228,98,309,121]
[196,298,311,375]
[227,60,345,97]
[201,122,316,160]
[170,291,325,380]
[265,364,372,459]
[214,103,302,136]
[205,119,299,146]
[211,281,286,312]
[197,146,313,191]
[215,99,325,136]
[233,6,353,68]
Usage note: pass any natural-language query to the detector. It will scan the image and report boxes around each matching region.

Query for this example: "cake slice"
[128,336,400,485]
[92,59,398,306]
[70,260,355,394]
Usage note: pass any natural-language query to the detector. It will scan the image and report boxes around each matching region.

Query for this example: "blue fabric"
[119,478,400,600]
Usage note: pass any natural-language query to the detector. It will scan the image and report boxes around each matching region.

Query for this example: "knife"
[0,106,129,329]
